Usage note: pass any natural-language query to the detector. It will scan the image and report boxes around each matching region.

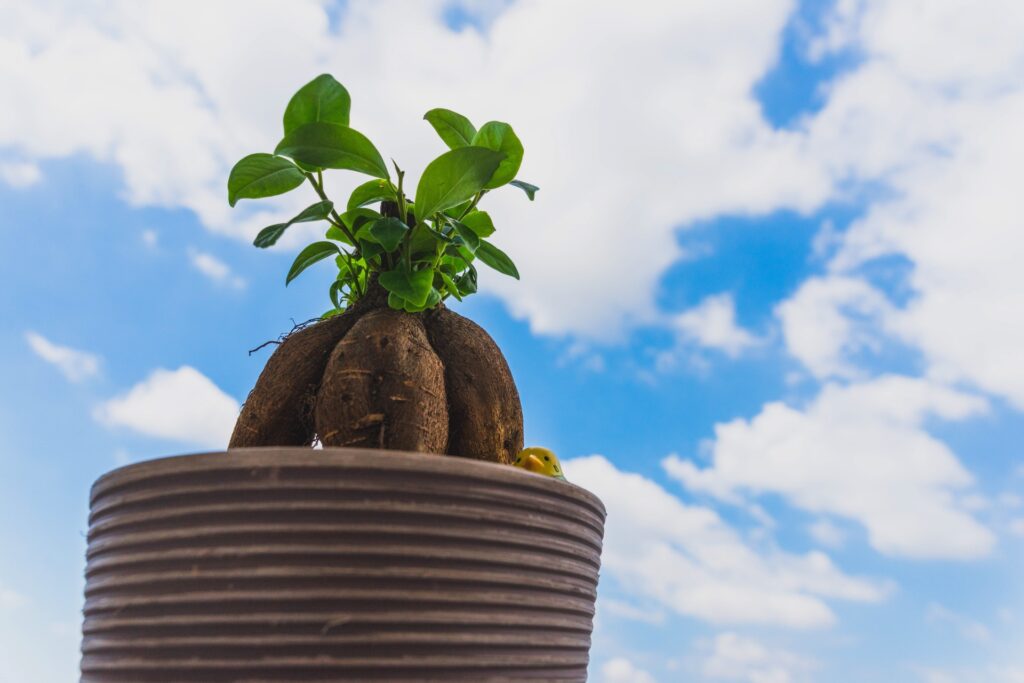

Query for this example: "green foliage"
[283,74,351,134]
[228,154,305,207]
[228,74,539,316]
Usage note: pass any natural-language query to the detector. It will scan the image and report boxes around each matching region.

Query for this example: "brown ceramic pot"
[81,448,606,682]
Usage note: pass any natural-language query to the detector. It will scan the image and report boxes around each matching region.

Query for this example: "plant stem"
[305,172,363,296]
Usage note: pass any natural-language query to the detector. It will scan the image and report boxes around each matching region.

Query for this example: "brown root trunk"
[424,307,524,464]
[229,283,389,448]
[315,308,448,452]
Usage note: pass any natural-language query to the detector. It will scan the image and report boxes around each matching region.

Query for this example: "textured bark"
[424,306,524,464]
[315,308,448,452]
[228,312,361,448]
[228,283,389,448]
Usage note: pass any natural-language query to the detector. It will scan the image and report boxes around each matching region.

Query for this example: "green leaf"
[227,153,305,207]
[439,271,462,300]
[387,292,407,310]
[322,307,344,319]
[329,280,344,309]
[283,74,351,135]
[325,225,352,245]
[472,121,523,189]
[368,217,409,252]
[379,267,434,307]
[415,146,505,219]
[475,240,519,279]
[510,179,539,200]
[253,200,334,248]
[423,108,477,149]
[449,219,480,252]
[456,265,478,295]
[424,287,442,308]
[275,122,388,178]
[286,241,340,285]
[461,210,495,237]
[358,238,385,261]
[339,207,381,230]
[347,178,397,210]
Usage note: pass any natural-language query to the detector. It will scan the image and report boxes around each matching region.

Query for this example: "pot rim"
[91,447,606,519]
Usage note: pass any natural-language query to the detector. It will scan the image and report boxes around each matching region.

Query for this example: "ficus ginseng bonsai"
[226,74,536,463]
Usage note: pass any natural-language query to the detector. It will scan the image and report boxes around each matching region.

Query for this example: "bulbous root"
[228,285,389,448]
[228,311,361,448]
[315,309,449,453]
[423,307,524,464]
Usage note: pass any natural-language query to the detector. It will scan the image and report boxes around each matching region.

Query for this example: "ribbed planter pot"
[81,448,606,682]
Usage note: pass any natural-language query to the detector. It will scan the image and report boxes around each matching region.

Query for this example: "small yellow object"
[513,447,566,480]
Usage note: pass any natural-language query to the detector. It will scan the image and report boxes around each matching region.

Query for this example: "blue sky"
[2,1,1024,681]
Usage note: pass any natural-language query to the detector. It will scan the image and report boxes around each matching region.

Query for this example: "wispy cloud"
[188,248,246,289]
[0,160,42,188]
[24,331,100,382]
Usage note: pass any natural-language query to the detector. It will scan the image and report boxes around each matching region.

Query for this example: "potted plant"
[81,75,605,682]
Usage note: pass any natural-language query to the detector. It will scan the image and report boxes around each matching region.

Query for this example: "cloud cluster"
[565,455,889,630]
[667,376,994,559]
[699,632,814,683]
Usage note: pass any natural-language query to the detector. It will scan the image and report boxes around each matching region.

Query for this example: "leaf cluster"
[227,74,537,316]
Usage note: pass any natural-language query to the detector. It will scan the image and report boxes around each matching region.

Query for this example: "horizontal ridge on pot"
[81,448,606,682]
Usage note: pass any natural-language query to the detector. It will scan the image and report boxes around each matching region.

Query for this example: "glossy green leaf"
[423,108,476,149]
[325,225,352,244]
[379,267,434,307]
[322,307,344,319]
[456,265,478,295]
[368,217,409,252]
[347,178,396,210]
[475,240,519,279]
[472,121,523,189]
[329,280,344,309]
[358,238,385,261]
[253,200,334,248]
[424,287,442,308]
[339,207,381,230]
[461,210,495,237]
[283,74,351,135]
[275,122,388,178]
[449,219,480,252]
[439,271,462,300]
[509,179,539,200]
[227,154,305,207]
[387,292,407,310]
[286,241,340,285]
[415,146,505,220]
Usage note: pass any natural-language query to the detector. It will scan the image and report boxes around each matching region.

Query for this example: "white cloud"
[0,0,833,339]
[94,366,239,448]
[188,248,246,289]
[141,228,158,248]
[772,0,1024,409]
[926,602,991,643]
[602,657,659,683]
[776,276,893,379]
[807,519,845,549]
[565,455,889,630]
[0,160,41,188]
[670,294,759,358]
[1011,519,1024,538]
[699,632,814,683]
[666,375,994,559]
[24,331,100,382]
